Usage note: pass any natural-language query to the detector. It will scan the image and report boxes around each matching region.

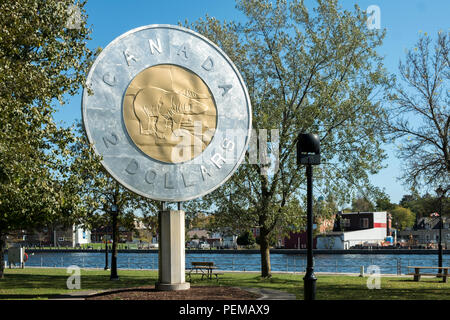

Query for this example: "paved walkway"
[49,287,296,300]
[241,287,296,300]
[49,290,98,300]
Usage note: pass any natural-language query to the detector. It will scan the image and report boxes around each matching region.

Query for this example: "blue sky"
[56,0,450,204]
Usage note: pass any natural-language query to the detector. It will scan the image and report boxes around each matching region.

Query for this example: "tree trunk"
[260,228,271,278]
[0,231,6,279]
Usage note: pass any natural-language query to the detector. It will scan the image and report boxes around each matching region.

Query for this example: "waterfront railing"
[14,253,450,276]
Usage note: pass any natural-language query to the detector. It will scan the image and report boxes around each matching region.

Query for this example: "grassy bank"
[0,268,449,300]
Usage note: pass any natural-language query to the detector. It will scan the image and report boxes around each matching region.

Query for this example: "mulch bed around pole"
[86,285,261,300]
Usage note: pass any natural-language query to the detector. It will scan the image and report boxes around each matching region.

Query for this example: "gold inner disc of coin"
[123,64,217,163]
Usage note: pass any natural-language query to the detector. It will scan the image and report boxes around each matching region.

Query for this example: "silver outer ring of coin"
[82,24,252,202]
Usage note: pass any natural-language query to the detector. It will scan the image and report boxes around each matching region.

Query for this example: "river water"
[9,252,450,275]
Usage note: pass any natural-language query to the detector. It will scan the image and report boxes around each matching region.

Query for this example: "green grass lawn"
[0,268,449,300]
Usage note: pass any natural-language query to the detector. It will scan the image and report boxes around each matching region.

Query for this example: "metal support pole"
[438,215,443,275]
[303,164,317,300]
[110,205,119,280]
[104,236,109,270]
[437,188,444,276]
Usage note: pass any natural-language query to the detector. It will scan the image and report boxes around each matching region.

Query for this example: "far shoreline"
[11,248,450,255]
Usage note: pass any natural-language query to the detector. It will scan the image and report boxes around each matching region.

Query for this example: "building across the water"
[7,225,91,248]
[398,216,450,248]
[316,211,391,249]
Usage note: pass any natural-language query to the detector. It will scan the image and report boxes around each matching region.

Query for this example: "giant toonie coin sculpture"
[82,25,251,201]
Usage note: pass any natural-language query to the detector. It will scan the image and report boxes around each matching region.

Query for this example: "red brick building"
[282,215,335,249]
[284,231,317,249]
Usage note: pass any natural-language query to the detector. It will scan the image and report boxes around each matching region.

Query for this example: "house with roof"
[8,225,91,247]
[316,211,391,249]
[398,216,450,248]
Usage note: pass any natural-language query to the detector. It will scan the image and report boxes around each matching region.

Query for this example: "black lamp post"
[436,186,446,276]
[110,203,119,280]
[297,133,321,300]
[104,234,109,270]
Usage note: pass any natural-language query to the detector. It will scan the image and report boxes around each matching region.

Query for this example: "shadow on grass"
[2,270,449,300]
[316,277,450,300]
[88,287,157,299]
[1,273,157,290]
[0,274,69,289]
[186,273,303,299]
[0,270,159,299]
[0,294,60,300]
[188,273,300,287]
[391,278,447,284]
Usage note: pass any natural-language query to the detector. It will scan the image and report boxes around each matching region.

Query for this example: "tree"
[390,206,415,231]
[401,192,432,218]
[0,0,94,278]
[400,192,449,219]
[351,197,375,212]
[386,31,449,191]
[70,122,159,280]
[189,0,390,277]
[237,230,256,247]
[140,214,158,245]
[375,195,395,211]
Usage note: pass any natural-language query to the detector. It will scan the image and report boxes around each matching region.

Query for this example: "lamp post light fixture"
[297,133,321,300]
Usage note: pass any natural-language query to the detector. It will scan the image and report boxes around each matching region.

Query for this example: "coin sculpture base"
[155,210,190,291]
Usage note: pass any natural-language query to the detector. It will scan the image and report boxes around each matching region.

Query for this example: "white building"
[317,211,390,250]
[72,225,91,247]
[222,235,238,249]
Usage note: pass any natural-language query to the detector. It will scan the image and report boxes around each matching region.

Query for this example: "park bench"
[186,261,223,281]
[407,266,449,283]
